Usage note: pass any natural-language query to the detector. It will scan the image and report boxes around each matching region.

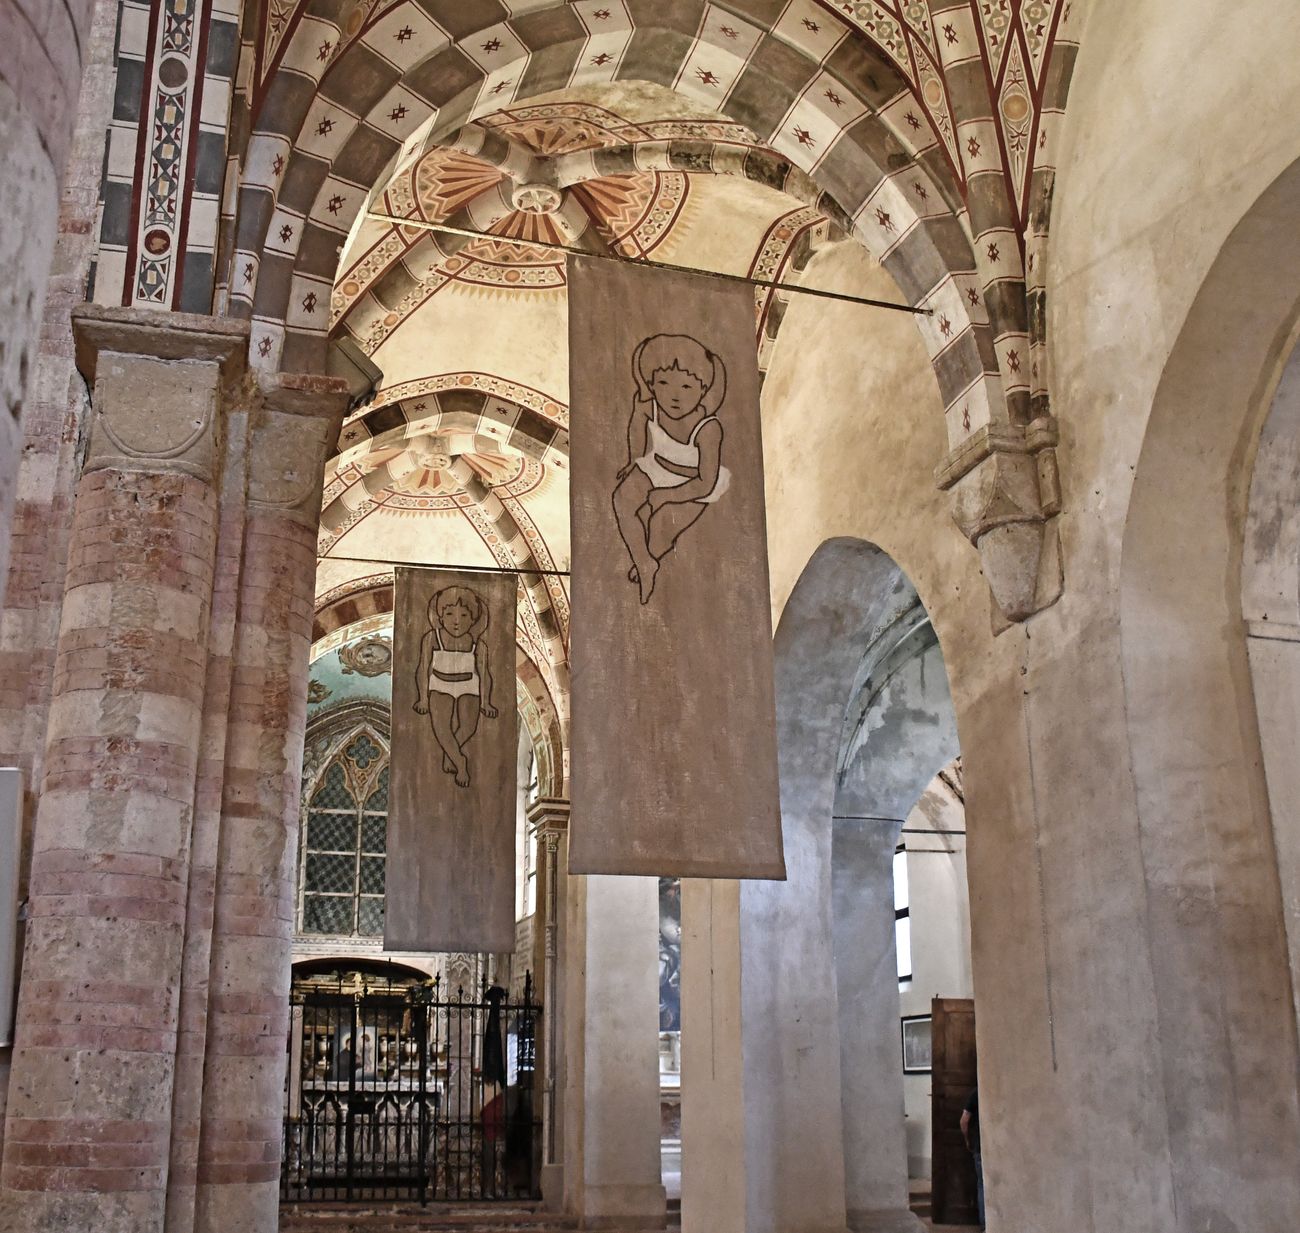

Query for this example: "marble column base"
[847,1207,926,1232]
[581,1180,667,1228]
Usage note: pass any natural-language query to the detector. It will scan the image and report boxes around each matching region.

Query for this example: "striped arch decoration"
[209,0,1079,616]
[67,0,1073,631]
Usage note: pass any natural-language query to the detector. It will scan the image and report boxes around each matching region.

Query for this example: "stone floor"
[279,1199,982,1232]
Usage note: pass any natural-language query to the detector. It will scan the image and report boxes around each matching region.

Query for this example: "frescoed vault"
[93,0,1087,792]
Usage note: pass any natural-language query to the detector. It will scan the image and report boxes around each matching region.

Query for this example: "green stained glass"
[307,811,354,852]
[359,855,385,895]
[361,815,386,853]
[303,894,353,934]
[357,897,384,936]
[306,852,354,896]
[365,766,389,812]
[310,762,355,812]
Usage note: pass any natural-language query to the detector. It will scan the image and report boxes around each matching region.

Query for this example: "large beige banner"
[387,566,518,952]
[567,256,785,878]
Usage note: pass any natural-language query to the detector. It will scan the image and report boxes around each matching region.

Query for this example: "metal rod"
[365,211,931,316]
[318,553,570,578]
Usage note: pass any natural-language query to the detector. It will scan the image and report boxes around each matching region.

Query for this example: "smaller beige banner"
[387,566,517,953]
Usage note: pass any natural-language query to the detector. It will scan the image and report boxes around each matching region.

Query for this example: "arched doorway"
[741,537,973,1233]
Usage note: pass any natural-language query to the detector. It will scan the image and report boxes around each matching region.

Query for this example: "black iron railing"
[281,971,540,1204]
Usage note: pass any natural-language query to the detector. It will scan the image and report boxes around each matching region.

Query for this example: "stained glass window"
[300,732,388,938]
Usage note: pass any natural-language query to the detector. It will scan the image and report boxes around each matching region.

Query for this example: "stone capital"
[246,371,350,525]
[527,797,571,840]
[72,305,249,483]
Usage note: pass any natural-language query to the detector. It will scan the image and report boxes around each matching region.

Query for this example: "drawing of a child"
[413,586,497,788]
[612,334,730,604]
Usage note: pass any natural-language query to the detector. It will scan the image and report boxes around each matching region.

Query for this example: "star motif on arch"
[317,116,335,136]
[593,7,611,17]
[962,405,971,430]
[390,104,408,122]
[793,125,816,148]
[302,291,318,314]
[1039,130,1048,150]
[490,80,512,94]
[966,135,981,157]
[802,17,820,32]
[327,193,344,214]
[943,22,958,44]
[257,337,272,357]
[967,287,980,306]
[904,111,921,131]
[318,40,332,61]
[986,241,1000,261]
[591,51,613,65]
[242,261,254,284]
[395,25,413,41]
[824,88,843,107]
[279,224,294,242]
[1006,348,1021,372]
[938,315,953,338]
[696,67,720,86]
[913,181,928,200]
[272,154,285,175]
[875,207,894,232]
[482,37,501,53]
[720,25,739,38]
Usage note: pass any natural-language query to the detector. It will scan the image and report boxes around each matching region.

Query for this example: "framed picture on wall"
[901,1014,933,1074]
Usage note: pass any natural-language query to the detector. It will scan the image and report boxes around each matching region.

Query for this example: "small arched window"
[300,729,389,937]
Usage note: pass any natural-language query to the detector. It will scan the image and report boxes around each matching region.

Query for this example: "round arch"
[740,535,953,1233]
[1118,152,1300,1227]
[231,1,1006,451]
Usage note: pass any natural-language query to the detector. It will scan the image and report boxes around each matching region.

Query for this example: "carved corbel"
[936,415,1063,622]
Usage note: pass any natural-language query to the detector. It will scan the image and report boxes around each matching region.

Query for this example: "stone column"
[0,306,247,1233]
[191,373,347,1233]
[679,879,746,1233]
[526,796,569,1208]
[564,873,665,1229]
[162,389,253,1233]
[832,820,922,1233]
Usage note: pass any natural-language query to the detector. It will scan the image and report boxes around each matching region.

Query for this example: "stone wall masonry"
[0,0,103,622]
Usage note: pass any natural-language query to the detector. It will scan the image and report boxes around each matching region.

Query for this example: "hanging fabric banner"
[567,255,785,878]
[387,566,518,952]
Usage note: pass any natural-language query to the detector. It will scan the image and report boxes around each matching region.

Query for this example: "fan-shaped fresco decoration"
[338,635,393,678]
[413,148,507,222]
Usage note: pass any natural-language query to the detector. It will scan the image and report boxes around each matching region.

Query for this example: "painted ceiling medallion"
[510,183,565,215]
[338,635,393,677]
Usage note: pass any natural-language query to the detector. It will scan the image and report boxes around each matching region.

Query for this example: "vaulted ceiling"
[313,90,838,790]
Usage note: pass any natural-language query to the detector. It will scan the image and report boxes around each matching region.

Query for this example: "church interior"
[0,0,1299,1231]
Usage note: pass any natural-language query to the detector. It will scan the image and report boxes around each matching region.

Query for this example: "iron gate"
[281,969,541,1203]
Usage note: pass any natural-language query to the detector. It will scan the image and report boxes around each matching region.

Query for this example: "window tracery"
[299,725,390,938]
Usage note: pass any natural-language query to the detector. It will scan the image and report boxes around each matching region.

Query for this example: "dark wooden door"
[930,997,979,1225]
